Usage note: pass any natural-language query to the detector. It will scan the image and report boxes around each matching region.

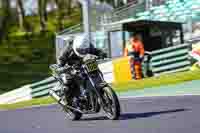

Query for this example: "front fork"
[87,71,108,108]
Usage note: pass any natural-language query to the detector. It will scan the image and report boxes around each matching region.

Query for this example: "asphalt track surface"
[1,95,200,133]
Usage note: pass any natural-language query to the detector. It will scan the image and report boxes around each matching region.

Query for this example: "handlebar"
[49,64,59,71]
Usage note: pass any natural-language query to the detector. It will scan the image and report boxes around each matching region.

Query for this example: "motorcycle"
[49,54,121,120]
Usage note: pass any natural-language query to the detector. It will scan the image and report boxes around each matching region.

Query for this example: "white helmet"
[73,34,95,57]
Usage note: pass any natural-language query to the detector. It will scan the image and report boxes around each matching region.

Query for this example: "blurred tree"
[16,0,26,31]
[67,0,72,15]
[44,0,48,22]
[55,0,66,30]
[0,0,11,42]
[54,0,81,31]
[67,0,72,16]
[38,0,48,32]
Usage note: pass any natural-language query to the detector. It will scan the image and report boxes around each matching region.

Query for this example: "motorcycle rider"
[56,34,107,104]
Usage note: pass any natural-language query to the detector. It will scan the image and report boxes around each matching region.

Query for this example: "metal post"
[180,26,184,44]
[145,0,150,10]
[78,0,92,49]
[188,16,193,39]
[108,31,112,58]
[122,31,126,55]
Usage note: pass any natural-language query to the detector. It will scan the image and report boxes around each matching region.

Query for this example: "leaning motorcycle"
[49,54,121,120]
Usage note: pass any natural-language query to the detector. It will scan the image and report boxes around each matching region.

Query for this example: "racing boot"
[72,97,82,111]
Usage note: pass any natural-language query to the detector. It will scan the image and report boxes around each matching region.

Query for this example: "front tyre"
[102,86,121,120]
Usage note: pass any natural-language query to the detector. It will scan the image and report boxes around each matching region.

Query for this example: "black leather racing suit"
[57,42,106,101]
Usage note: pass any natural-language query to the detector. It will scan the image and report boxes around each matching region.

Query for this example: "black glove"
[102,52,107,58]
[98,51,107,59]
[56,65,71,74]
[139,56,144,62]
[134,56,143,62]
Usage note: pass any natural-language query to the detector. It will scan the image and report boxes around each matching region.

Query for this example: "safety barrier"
[112,57,133,83]
[29,61,114,98]
[0,78,57,104]
[30,77,57,98]
[150,43,191,74]
[56,24,83,35]
[0,44,192,103]
[31,56,150,98]
[0,85,32,104]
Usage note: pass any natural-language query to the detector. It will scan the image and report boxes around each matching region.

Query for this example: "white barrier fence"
[0,85,32,104]
[0,61,114,104]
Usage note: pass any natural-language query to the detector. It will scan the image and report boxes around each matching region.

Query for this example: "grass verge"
[0,69,200,110]
[0,97,56,110]
[113,69,200,92]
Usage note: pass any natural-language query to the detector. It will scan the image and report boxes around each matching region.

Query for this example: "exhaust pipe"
[49,89,84,113]
[49,89,66,106]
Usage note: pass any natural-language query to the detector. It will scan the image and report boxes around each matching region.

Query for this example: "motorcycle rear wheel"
[102,86,121,120]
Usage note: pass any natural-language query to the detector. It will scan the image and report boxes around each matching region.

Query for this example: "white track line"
[119,94,200,99]
[1,94,200,112]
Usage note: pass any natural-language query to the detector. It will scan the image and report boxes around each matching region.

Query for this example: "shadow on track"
[80,109,189,121]
[120,109,189,120]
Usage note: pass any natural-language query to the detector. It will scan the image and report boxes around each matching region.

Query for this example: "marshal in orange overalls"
[124,35,145,80]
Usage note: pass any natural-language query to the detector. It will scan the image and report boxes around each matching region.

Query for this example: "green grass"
[1,69,200,110]
[113,69,200,92]
[0,97,56,110]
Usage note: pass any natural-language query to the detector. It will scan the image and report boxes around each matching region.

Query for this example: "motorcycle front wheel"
[102,86,121,120]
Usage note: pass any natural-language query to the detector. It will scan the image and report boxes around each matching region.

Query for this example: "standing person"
[124,34,145,80]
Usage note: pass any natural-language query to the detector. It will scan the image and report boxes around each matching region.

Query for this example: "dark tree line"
[0,0,128,42]
[0,0,77,42]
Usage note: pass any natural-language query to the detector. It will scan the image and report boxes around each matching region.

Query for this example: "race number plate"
[85,60,98,72]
